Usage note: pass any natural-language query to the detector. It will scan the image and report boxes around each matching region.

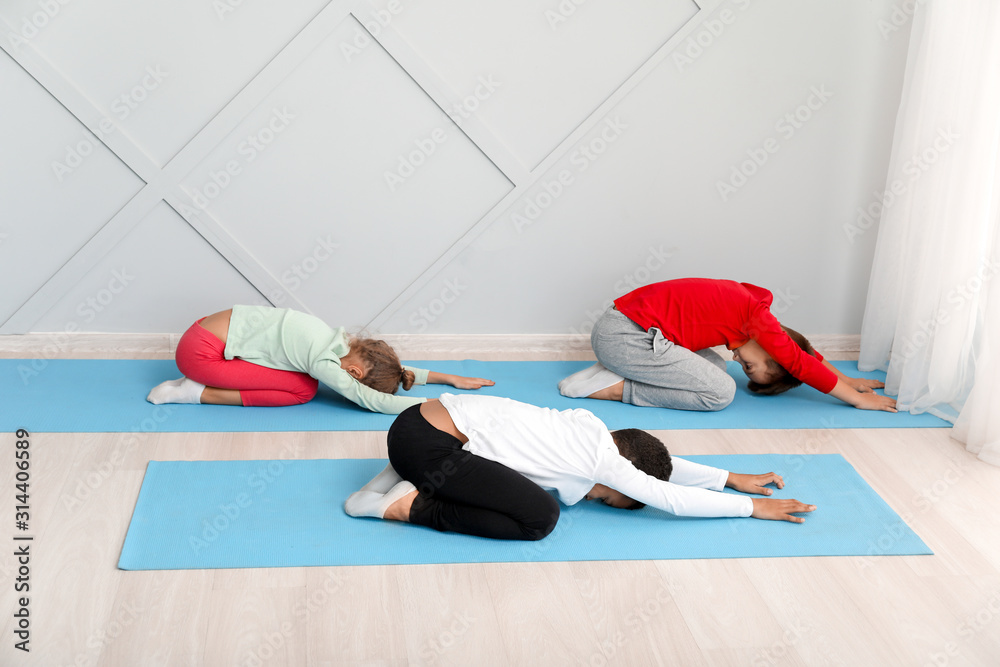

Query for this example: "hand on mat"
[726,472,784,496]
[426,372,496,390]
[449,375,496,390]
[751,498,816,523]
[847,377,885,393]
[854,391,897,413]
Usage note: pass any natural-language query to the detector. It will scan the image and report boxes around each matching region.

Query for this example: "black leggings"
[387,404,560,541]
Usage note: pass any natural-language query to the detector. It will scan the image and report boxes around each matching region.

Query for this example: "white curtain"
[859,1,1000,463]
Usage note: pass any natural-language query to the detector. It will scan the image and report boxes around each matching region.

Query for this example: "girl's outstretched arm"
[312,359,425,414]
[829,378,897,412]
[822,360,884,393]
[426,371,495,390]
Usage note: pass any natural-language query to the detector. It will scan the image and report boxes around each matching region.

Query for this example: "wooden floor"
[2,347,1000,666]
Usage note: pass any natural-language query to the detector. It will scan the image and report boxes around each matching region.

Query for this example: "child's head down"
[349,337,415,394]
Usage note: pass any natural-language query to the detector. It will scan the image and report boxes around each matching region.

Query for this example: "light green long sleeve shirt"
[224,305,428,414]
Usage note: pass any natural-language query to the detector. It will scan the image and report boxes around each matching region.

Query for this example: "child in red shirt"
[559,278,896,412]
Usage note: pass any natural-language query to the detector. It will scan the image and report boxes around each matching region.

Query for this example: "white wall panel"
[0,50,143,324]
[1,0,913,336]
[176,15,512,330]
[32,202,264,332]
[364,0,699,169]
[378,0,907,335]
[0,0,330,166]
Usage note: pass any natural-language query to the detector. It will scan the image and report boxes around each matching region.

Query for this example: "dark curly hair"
[610,428,673,510]
[746,325,816,396]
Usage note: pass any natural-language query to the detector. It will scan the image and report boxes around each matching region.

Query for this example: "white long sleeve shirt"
[438,393,753,518]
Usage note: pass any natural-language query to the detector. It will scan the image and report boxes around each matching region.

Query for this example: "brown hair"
[746,325,816,396]
[349,338,414,394]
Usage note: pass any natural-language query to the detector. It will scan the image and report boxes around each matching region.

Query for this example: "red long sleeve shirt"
[614,278,837,394]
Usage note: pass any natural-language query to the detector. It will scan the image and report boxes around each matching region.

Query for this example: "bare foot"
[383,490,418,522]
[588,380,624,402]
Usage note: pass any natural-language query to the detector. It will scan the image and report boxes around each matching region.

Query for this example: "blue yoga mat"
[1,359,947,432]
[117,454,931,570]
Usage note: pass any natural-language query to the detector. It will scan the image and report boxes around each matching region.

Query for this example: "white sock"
[357,463,403,495]
[146,377,205,405]
[344,480,416,519]
[558,362,623,398]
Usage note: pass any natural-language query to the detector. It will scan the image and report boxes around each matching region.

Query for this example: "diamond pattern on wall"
[0,1,709,333]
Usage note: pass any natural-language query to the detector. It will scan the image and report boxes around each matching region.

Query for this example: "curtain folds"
[858,1,1000,462]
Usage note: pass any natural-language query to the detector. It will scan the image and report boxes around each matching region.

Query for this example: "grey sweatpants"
[591,307,736,411]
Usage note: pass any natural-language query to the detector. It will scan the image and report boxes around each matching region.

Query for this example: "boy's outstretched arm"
[822,359,884,393]
[725,471,815,522]
[830,379,897,412]
[750,498,816,523]
[726,471,784,495]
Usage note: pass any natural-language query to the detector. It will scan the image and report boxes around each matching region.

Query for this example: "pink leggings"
[175,318,318,407]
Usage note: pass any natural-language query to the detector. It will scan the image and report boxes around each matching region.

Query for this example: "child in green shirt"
[147,305,493,414]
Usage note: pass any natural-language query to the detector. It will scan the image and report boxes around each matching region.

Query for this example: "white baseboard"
[805,334,862,355]
[379,334,597,360]
[0,333,180,359]
[0,333,860,360]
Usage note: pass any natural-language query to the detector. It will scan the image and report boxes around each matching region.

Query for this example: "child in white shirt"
[346,394,815,540]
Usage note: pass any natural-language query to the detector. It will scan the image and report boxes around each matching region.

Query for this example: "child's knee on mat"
[703,376,736,411]
[523,496,560,541]
[294,380,319,404]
